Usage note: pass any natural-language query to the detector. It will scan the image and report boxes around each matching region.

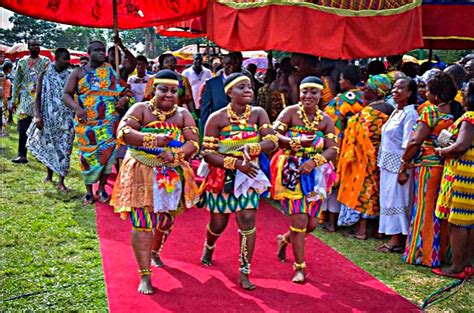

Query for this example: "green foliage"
[407,49,471,64]
[0,14,63,48]
[56,27,107,51]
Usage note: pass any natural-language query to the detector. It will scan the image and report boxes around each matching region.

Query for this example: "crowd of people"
[1,38,473,295]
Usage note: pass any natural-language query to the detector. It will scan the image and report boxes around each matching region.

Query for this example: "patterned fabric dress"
[436,111,474,228]
[271,125,336,217]
[324,88,365,146]
[10,56,50,119]
[204,124,270,214]
[111,121,199,229]
[403,106,453,267]
[27,64,74,176]
[75,63,122,185]
[337,106,389,218]
[378,105,418,235]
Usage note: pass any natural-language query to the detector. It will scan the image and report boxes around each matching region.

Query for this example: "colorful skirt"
[403,166,449,267]
[436,149,474,228]
[204,189,260,214]
[281,198,323,218]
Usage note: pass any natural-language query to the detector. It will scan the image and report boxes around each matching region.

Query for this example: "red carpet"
[96,174,418,313]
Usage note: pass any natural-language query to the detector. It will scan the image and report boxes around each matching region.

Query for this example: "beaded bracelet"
[142,133,157,149]
[258,123,272,131]
[188,140,200,155]
[273,121,288,132]
[311,154,327,167]
[289,137,302,152]
[325,133,337,140]
[223,156,238,170]
[262,134,279,151]
[183,126,199,134]
[247,143,262,156]
[171,148,185,166]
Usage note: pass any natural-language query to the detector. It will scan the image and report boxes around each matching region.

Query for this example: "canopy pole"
[206,38,210,67]
[113,0,120,74]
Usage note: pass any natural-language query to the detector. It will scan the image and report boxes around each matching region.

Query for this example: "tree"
[57,26,107,51]
[0,13,63,48]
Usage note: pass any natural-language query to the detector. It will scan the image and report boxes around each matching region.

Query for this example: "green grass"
[0,125,107,311]
[1,123,472,311]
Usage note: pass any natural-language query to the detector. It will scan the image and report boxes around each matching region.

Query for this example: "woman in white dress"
[376,77,419,252]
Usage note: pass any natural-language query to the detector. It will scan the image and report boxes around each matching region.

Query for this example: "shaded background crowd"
[0,38,473,280]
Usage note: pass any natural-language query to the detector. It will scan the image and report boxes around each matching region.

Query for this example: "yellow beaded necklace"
[297,102,323,131]
[227,104,251,128]
[150,97,177,122]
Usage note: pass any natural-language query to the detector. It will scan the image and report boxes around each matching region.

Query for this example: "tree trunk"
[145,27,156,59]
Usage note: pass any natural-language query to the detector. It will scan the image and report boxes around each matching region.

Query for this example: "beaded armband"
[262,134,279,151]
[247,143,262,156]
[117,126,132,145]
[223,156,238,170]
[202,136,219,155]
[171,148,185,165]
[183,126,199,135]
[273,121,288,133]
[124,114,140,123]
[258,123,272,132]
[289,137,302,152]
[142,133,157,149]
[311,154,327,167]
[325,133,337,141]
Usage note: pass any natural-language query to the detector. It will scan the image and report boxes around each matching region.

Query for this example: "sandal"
[96,191,110,203]
[83,194,95,205]
[432,267,467,280]
[375,243,404,253]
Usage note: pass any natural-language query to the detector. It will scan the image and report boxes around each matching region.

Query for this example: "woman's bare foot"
[138,275,155,295]
[276,234,288,262]
[323,222,336,232]
[44,177,53,183]
[292,270,306,284]
[201,244,214,266]
[151,252,164,268]
[239,273,256,290]
[57,183,69,192]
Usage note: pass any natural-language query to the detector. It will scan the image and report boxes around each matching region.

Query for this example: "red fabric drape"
[206,1,423,59]
[2,0,208,29]
[422,4,474,49]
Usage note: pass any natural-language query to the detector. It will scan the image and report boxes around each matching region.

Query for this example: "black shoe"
[11,156,28,164]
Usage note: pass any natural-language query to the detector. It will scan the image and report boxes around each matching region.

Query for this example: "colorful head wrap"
[366,74,392,97]
[224,73,251,93]
[386,71,406,84]
[153,69,179,86]
[300,76,324,90]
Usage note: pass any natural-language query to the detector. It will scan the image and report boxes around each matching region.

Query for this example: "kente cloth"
[10,56,50,118]
[337,106,388,218]
[403,166,449,267]
[436,112,474,228]
[320,76,335,110]
[204,124,268,214]
[271,125,335,217]
[75,63,122,184]
[26,64,74,176]
[324,88,365,145]
[111,121,199,215]
[414,105,454,167]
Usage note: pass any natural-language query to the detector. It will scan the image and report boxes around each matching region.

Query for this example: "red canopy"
[422,2,474,50]
[205,0,424,59]
[2,0,207,29]
[5,43,54,61]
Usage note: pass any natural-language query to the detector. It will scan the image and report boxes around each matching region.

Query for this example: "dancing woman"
[272,76,338,283]
[200,73,278,290]
[111,70,200,294]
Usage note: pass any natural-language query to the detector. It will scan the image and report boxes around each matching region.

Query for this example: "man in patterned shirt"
[10,39,50,164]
